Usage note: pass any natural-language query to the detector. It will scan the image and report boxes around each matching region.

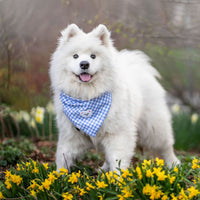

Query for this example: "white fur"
[49,24,180,172]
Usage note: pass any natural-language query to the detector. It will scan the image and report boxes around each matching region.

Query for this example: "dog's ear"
[60,24,81,42]
[92,24,112,47]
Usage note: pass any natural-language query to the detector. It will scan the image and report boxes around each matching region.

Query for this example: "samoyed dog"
[50,24,180,172]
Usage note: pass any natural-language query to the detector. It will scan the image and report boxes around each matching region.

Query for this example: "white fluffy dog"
[49,24,180,172]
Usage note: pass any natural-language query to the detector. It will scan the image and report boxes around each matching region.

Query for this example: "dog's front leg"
[56,128,91,172]
[103,132,137,172]
[56,133,76,172]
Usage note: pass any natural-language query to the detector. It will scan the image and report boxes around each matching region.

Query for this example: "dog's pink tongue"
[80,73,91,82]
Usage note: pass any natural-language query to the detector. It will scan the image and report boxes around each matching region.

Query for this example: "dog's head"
[50,24,115,99]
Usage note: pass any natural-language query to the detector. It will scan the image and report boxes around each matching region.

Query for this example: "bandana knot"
[60,91,112,137]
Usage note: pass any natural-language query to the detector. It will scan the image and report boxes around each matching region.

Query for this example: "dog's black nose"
[80,61,90,70]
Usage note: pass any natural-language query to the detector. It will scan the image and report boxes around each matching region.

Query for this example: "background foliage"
[0,0,200,111]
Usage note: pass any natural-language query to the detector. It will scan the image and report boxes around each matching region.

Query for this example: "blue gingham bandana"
[60,91,112,137]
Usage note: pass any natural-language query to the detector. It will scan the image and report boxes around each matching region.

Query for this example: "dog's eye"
[73,54,79,59]
[90,54,96,59]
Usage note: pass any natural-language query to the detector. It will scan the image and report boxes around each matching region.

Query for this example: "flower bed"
[0,158,200,200]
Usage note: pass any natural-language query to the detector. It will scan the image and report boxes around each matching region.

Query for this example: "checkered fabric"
[60,91,112,137]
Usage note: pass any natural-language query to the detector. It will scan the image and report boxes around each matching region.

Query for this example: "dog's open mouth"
[77,73,92,82]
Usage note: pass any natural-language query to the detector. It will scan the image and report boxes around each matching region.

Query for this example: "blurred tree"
[0,5,15,90]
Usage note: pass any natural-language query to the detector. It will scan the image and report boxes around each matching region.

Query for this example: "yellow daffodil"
[142,159,152,167]
[121,186,134,198]
[98,195,103,200]
[86,182,95,190]
[48,172,57,183]
[59,167,68,175]
[37,185,44,192]
[178,188,188,200]
[192,158,199,170]
[5,179,12,189]
[143,184,162,199]
[174,166,179,173]
[0,192,5,200]
[117,194,126,200]
[43,163,49,170]
[153,167,162,175]
[4,170,11,178]
[107,171,118,183]
[74,185,80,194]
[79,188,86,196]
[16,163,21,171]
[156,170,167,181]
[169,176,176,184]
[76,170,81,177]
[161,194,168,200]
[42,179,51,190]
[171,193,178,200]
[156,157,164,166]
[68,173,78,184]
[187,186,200,199]
[153,189,163,199]
[193,178,197,184]
[96,180,108,189]
[62,192,73,200]
[118,177,126,188]
[30,190,37,197]
[26,162,31,167]
[11,174,22,185]
[146,169,154,178]
[143,184,152,195]
[32,168,39,174]
[28,180,38,190]
[121,168,132,178]
[136,166,143,180]
[16,163,24,171]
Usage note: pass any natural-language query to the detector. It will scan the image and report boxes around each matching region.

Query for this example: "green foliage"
[0,146,23,167]
[1,103,200,152]
[173,112,200,151]
[144,46,200,93]
[0,104,58,140]
[0,138,35,167]
[0,158,200,199]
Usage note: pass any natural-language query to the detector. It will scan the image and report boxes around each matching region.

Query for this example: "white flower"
[13,111,30,122]
[172,104,180,114]
[30,119,36,128]
[46,102,55,114]
[35,106,45,124]
[11,111,21,121]
[191,113,198,124]
[20,111,30,122]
